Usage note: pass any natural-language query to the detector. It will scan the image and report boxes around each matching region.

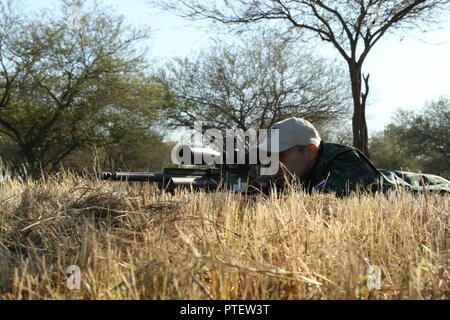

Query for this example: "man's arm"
[318,150,380,197]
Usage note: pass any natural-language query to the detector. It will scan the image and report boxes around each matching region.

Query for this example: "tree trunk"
[348,62,370,157]
[20,146,42,179]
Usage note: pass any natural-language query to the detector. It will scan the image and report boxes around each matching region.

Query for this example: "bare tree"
[160,30,350,133]
[152,0,450,156]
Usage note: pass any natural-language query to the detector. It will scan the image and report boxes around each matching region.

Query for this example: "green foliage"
[0,1,174,177]
[370,97,450,179]
[370,128,422,172]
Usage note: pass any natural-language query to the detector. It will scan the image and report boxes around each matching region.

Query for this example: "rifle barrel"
[99,172,172,182]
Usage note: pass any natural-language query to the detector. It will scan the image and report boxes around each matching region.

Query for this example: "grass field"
[0,174,449,300]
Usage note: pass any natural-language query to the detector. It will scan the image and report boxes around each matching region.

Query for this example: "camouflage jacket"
[302,142,450,197]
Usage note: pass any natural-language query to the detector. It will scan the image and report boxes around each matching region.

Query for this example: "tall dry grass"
[0,173,449,300]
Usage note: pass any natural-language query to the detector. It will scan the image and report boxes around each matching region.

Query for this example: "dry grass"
[0,173,449,300]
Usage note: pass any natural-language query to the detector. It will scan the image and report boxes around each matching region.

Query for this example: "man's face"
[274,145,318,184]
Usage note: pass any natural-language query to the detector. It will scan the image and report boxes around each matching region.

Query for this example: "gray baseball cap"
[259,117,321,153]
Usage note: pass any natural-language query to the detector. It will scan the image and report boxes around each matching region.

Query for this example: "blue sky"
[20,0,450,134]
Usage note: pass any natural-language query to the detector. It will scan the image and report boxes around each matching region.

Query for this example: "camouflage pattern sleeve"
[317,150,380,197]
[380,170,450,194]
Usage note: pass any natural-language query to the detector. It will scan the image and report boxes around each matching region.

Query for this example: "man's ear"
[306,144,319,159]
[309,144,318,153]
